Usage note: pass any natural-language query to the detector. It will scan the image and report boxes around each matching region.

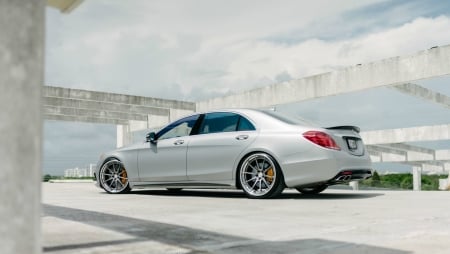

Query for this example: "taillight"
[303,131,341,150]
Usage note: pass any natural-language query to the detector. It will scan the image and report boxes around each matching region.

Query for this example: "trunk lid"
[325,125,365,156]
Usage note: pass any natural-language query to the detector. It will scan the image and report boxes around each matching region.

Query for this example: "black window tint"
[199,112,240,134]
[237,116,256,131]
[157,114,199,140]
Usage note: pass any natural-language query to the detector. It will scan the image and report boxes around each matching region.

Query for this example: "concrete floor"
[42,183,450,254]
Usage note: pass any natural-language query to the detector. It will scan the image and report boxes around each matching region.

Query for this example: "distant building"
[64,164,96,177]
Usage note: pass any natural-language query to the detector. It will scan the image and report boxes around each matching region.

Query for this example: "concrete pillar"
[0,1,45,254]
[116,124,132,148]
[349,181,359,191]
[412,166,422,191]
[147,114,169,130]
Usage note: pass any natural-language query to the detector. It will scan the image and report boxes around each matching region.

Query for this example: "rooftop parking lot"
[42,182,450,254]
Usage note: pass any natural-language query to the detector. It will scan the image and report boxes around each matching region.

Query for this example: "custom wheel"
[99,159,130,194]
[296,185,328,194]
[239,153,284,199]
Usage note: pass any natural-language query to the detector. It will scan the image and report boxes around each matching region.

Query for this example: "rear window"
[258,110,318,127]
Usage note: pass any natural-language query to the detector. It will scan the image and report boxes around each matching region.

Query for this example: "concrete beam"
[197,45,450,111]
[391,83,450,109]
[366,145,407,162]
[45,114,129,125]
[361,124,450,145]
[1,1,44,253]
[44,97,170,116]
[378,143,435,161]
[409,163,444,173]
[436,150,450,160]
[44,106,149,122]
[382,143,435,155]
[44,86,196,111]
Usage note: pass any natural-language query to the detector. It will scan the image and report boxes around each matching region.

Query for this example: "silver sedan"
[95,109,372,199]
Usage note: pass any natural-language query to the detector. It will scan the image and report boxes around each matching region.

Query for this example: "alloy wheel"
[239,153,282,198]
[99,159,130,194]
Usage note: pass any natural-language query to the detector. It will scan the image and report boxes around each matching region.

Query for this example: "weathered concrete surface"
[42,183,450,254]
[0,1,45,254]
[361,124,450,145]
[43,86,195,125]
[391,83,450,109]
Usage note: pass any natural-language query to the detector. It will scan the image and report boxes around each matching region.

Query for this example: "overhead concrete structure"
[44,86,195,125]
[43,86,196,147]
[390,83,450,108]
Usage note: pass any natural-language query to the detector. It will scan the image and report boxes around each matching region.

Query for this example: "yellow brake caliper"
[266,167,274,184]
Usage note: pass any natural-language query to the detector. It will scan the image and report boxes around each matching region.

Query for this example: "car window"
[237,116,256,131]
[199,112,240,134]
[157,114,199,140]
[258,109,318,127]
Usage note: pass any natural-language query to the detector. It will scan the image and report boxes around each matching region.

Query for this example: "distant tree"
[43,174,52,182]
[371,170,381,186]
[400,175,413,189]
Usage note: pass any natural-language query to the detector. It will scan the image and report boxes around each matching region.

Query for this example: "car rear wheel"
[99,159,130,194]
[239,153,285,199]
[296,185,327,194]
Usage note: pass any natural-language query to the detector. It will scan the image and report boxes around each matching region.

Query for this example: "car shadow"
[127,189,384,200]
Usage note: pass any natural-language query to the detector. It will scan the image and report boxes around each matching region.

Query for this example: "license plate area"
[346,138,359,151]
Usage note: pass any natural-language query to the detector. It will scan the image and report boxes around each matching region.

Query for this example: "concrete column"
[116,125,132,148]
[349,181,359,191]
[0,1,45,254]
[147,113,169,130]
[412,166,422,191]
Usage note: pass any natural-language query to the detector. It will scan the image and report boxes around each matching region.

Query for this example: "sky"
[44,0,450,175]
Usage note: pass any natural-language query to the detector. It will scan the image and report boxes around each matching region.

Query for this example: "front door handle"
[235,135,249,140]
[174,140,184,145]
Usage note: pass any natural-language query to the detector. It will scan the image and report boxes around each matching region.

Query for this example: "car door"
[137,114,199,182]
[187,112,257,181]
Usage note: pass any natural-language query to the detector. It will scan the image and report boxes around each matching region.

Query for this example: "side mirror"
[146,132,157,144]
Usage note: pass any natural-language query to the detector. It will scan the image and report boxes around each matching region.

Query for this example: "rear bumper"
[327,169,373,184]
[281,151,372,188]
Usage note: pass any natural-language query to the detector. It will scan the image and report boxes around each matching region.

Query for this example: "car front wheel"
[239,153,285,199]
[99,159,131,194]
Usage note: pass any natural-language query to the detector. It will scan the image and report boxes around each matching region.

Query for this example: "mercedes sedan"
[95,109,372,199]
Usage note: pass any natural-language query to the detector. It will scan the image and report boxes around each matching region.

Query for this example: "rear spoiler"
[325,125,360,133]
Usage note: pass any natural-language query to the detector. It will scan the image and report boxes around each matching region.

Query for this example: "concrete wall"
[0,1,45,253]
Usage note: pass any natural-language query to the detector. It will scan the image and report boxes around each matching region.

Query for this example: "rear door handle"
[174,140,184,145]
[235,135,249,140]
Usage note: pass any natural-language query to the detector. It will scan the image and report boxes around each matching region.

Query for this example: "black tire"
[167,188,183,192]
[99,159,131,194]
[239,153,285,199]
[296,185,328,195]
